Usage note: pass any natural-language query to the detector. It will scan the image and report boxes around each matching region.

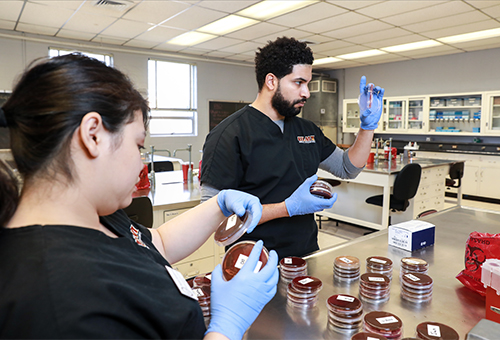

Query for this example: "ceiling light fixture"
[438,27,500,44]
[238,0,316,20]
[382,40,442,52]
[337,49,386,60]
[167,31,216,46]
[313,57,342,65]
[198,15,258,35]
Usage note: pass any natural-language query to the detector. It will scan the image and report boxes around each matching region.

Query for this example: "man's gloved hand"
[358,75,385,130]
[285,174,338,217]
[206,240,279,340]
[217,189,262,233]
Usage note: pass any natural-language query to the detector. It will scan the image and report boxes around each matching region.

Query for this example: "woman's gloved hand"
[206,240,279,340]
[285,175,338,217]
[358,75,385,130]
[217,189,262,233]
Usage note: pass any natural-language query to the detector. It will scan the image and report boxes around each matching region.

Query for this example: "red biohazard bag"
[456,231,500,296]
[135,164,151,190]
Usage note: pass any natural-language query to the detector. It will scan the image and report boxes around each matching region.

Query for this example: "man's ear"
[79,112,104,158]
[265,73,278,92]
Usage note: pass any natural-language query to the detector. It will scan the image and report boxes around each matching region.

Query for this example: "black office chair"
[365,163,422,225]
[123,196,154,228]
[147,161,174,173]
[446,162,464,188]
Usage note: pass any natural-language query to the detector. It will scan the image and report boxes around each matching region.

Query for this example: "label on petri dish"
[340,257,353,263]
[405,273,420,281]
[427,324,441,337]
[376,316,398,324]
[369,277,386,282]
[298,277,315,285]
[405,259,423,264]
[193,288,205,298]
[337,295,355,302]
[234,254,262,273]
[226,214,238,231]
[370,258,387,264]
[367,338,379,340]
[284,258,293,264]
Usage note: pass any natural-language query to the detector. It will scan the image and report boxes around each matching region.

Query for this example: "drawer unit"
[173,256,215,279]
[173,238,216,267]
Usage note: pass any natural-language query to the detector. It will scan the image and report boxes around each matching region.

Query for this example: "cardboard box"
[481,259,500,323]
[388,220,435,252]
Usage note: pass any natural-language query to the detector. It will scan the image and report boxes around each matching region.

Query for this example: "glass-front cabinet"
[483,92,500,134]
[384,97,426,133]
[407,98,426,131]
[387,98,406,131]
[343,99,384,133]
[428,94,482,134]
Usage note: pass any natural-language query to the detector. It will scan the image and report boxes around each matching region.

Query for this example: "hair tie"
[0,108,7,128]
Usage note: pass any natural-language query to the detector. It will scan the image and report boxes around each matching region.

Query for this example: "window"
[148,59,197,136]
[49,48,113,66]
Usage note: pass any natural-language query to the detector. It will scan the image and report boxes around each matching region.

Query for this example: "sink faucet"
[173,144,193,182]
[149,145,171,190]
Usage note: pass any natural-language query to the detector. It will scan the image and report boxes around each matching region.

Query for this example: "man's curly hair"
[255,36,314,90]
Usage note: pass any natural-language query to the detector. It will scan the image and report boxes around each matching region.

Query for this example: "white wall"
[0,36,256,165]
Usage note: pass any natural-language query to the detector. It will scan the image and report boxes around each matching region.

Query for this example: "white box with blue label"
[388,220,435,251]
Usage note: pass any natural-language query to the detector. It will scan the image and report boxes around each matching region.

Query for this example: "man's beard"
[271,87,306,118]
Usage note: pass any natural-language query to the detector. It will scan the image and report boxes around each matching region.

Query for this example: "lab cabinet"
[342,98,384,133]
[386,98,406,131]
[383,97,427,133]
[482,92,500,134]
[428,94,482,134]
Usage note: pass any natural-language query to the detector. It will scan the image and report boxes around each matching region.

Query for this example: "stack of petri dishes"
[326,294,363,332]
[359,273,391,303]
[287,275,323,309]
[415,322,459,340]
[310,180,334,199]
[363,311,403,340]
[400,257,429,278]
[280,256,308,283]
[334,256,360,282]
[401,272,433,303]
[221,240,269,281]
[351,332,388,340]
[188,273,212,318]
[366,256,393,281]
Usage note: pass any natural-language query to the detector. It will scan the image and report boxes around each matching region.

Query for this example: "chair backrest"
[392,163,422,201]
[448,162,464,180]
[123,196,153,228]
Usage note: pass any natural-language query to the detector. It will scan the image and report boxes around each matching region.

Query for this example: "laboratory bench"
[317,158,459,230]
[245,206,499,339]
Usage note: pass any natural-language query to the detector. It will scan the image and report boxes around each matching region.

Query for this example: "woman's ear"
[79,112,104,158]
[265,73,278,92]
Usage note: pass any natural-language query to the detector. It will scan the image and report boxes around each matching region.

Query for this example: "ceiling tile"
[78,0,137,19]
[297,11,372,34]
[267,2,347,28]
[194,36,244,50]
[314,59,365,70]
[56,29,96,41]
[123,39,159,49]
[135,25,186,43]
[159,6,226,31]
[252,29,312,44]
[355,1,447,19]
[322,19,394,40]
[30,0,85,11]
[344,27,411,46]
[100,18,153,39]
[363,33,432,49]
[402,10,490,33]
[0,19,16,30]
[63,11,118,34]
[451,36,500,51]
[153,42,188,52]
[219,41,261,54]
[464,1,500,9]
[195,1,260,13]
[20,2,75,28]
[16,22,58,35]
[382,1,473,26]
[122,1,191,25]
[421,20,500,39]
[391,44,460,58]
[225,22,285,40]
[92,35,129,45]
[479,4,500,18]
[178,46,211,55]
[203,50,238,58]
[363,54,412,64]
[326,1,381,11]
[0,1,24,21]
[311,40,355,54]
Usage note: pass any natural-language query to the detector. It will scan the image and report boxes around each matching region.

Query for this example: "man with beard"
[201,37,384,259]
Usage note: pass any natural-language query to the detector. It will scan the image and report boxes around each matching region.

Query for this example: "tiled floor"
[316,196,500,250]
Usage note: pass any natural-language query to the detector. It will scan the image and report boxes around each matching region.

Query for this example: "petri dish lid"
[360,273,391,287]
[364,311,402,331]
[415,322,459,340]
[291,276,323,293]
[402,272,433,287]
[221,240,269,281]
[366,256,393,269]
[280,256,307,269]
[327,294,362,313]
[401,257,429,270]
[334,256,360,269]
[214,211,252,247]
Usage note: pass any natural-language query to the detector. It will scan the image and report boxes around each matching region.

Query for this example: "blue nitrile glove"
[217,189,262,233]
[206,240,279,340]
[284,174,338,217]
[358,75,385,130]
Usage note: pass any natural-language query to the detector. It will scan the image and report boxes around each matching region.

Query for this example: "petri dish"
[221,240,269,281]
[351,332,388,340]
[310,180,334,199]
[415,322,459,340]
[364,311,403,339]
[214,212,253,247]
[290,276,323,294]
[401,257,429,276]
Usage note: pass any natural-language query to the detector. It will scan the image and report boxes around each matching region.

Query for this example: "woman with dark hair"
[0,54,278,340]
